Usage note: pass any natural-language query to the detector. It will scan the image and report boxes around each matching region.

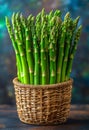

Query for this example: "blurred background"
[0,0,89,105]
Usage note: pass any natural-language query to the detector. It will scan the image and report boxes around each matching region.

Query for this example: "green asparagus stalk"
[61,14,73,82]
[15,13,26,53]
[35,12,42,84]
[49,16,57,84]
[57,12,70,83]
[15,13,23,42]
[42,10,49,84]
[48,10,53,20]
[19,14,26,51]
[45,15,50,84]
[27,14,32,25]
[40,26,47,84]
[64,16,80,81]
[11,13,23,82]
[69,16,80,54]
[30,16,35,37]
[47,11,61,84]
[47,10,53,37]
[33,34,40,84]
[64,16,80,80]
[35,12,41,43]
[66,25,82,80]
[12,13,30,84]
[72,16,80,37]
[21,15,34,84]
[40,9,47,84]
[5,16,22,82]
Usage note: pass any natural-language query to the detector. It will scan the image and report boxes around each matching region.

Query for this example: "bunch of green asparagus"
[5,9,82,85]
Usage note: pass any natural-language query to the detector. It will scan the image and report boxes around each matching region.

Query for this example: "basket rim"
[13,77,73,89]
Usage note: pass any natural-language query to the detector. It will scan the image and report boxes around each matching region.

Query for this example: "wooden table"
[0,105,89,130]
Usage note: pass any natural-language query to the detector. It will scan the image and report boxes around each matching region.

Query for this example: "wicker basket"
[13,77,73,125]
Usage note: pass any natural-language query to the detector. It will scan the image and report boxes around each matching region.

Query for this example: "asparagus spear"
[54,10,61,17]
[12,13,30,84]
[61,14,72,82]
[47,10,54,38]
[47,11,61,84]
[40,27,47,84]
[27,14,32,25]
[5,16,22,82]
[63,16,80,81]
[33,34,40,84]
[40,9,48,84]
[43,10,50,84]
[72,16,80,37]
[69,16,80,54]
[49,16,57,84]
[35,12,42,84]
[45,15,50,84]
[35,12,41,43]
[48,10,54,20]
[65,16,80,80]
[66,25,82,80]
[57,12,69,83]
[21,15,34,84]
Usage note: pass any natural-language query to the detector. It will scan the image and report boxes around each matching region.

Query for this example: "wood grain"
[0,105,89,130]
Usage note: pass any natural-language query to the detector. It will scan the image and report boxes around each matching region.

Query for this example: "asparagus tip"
[5,16,10,27]
[78,25,82,31]
[54,9,61,16]
[65,12,70,19]
[27,14,32,21]
[41,8,45,17]
[76,16,80,20]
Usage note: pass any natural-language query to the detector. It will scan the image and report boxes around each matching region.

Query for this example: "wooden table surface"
[0,105,89,130]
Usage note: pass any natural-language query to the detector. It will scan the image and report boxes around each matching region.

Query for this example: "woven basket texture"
[13,77,73,125]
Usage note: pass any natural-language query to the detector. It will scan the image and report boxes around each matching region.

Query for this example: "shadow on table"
[67,118,89,124]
